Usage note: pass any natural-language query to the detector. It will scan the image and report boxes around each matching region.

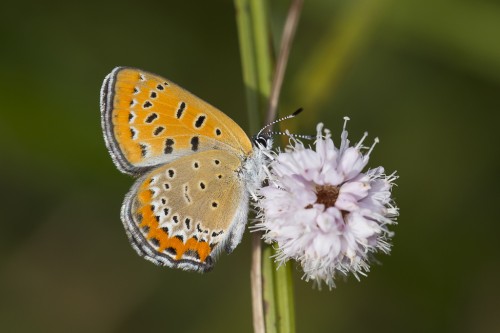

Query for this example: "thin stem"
[251,232,265,333]
[266,0,304,127]
[262,245,277,333]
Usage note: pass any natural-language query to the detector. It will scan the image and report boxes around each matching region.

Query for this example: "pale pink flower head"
[255,118,398,289]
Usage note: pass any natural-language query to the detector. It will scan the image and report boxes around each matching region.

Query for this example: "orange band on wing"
[136,180,212,263]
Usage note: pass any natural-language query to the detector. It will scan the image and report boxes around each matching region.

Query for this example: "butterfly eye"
[252,135,269,148]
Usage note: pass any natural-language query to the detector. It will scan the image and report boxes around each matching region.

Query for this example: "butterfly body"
[101,67,270,272]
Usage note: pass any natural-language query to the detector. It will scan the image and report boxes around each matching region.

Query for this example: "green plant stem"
[235,0,261,133]
[249,0,273,112]
[273,260,295,333]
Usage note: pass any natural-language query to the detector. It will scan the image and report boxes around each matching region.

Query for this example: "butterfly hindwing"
[121,149,249,272]
[100,67,252,175]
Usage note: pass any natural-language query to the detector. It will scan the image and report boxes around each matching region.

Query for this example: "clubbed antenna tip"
[292,107,304,116]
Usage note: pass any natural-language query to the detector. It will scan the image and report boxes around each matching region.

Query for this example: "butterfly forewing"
[101,67,253,175]
[121,149,249,272]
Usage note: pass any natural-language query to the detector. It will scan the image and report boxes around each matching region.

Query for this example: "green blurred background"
[1,0,499,332]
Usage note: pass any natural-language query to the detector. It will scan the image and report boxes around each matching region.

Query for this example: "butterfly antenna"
[269,131,315,140]
[257,107,304,136]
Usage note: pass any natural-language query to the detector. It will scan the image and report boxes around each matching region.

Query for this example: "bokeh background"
[1,0,499,332]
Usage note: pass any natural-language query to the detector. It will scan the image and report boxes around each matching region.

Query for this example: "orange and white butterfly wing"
[100,67,252,175]
[121,150,248,272]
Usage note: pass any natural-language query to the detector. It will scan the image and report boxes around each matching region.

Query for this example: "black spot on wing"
[176,102,186,119]
[184,185,191,203]
[212,230,224,237]
[194,115,206,128]
[153,126,165,136]
[150,237,160,247]
[140,144,147,157]
[183,249,200,259]
[145,113,158,123]
[166,247,176,255]
[191,136,199,151]
[164,138,174,154]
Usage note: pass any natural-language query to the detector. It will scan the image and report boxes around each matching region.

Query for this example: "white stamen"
[355,131,369,149]
[343,116,350,130]
[366,137,379,157]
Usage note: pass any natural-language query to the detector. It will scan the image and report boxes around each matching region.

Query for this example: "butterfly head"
[251,134,273,150]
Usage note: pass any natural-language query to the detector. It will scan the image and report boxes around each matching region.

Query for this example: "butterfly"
[100,67,271,272]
